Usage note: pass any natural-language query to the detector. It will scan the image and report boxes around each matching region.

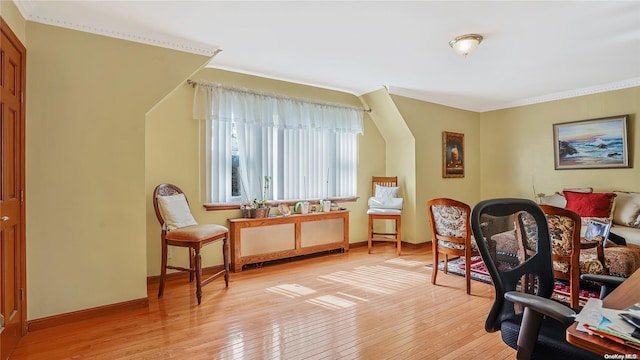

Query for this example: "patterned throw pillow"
[375,184,399,199]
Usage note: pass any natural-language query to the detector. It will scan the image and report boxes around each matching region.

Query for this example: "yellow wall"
[391,95,481,243]
[25,22,209,319]
[145,68,385,276]
[1,0,26,43]
[360,89,418,243]
[480,87,639,199]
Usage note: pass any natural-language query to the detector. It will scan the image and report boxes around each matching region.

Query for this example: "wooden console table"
[228,210,349,272]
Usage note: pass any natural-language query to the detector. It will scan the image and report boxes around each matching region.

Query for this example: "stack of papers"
[574,298,640,350]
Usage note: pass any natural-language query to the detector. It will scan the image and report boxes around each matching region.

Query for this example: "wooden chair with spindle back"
[367,176,402,255]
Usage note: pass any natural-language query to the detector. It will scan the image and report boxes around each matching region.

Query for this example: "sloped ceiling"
[13,1,640,112]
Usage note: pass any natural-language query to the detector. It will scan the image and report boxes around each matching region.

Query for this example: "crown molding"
[390,77,640,113]
[13,0,219,57]
[482,77,640,112]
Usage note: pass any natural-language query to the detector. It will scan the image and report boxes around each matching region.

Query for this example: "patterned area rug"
[430,256,599,308]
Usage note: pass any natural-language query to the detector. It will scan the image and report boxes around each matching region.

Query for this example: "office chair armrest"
[580,273,625,287]
[580,274,625,298]
[505,291,576,325]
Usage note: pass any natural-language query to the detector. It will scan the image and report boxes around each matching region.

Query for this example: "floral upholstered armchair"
[518,205,606,308]
[427,198,479,295]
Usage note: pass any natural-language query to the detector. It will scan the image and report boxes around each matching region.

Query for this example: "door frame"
[1,16,27,338]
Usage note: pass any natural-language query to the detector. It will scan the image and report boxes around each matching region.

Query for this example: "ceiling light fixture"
[449,34,483,57]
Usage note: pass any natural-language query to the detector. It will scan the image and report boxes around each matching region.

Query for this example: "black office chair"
[470,198,600,360]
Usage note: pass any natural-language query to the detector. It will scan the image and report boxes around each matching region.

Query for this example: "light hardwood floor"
[11,245,514,359]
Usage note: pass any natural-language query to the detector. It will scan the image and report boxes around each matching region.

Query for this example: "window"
[230,123,240,198]
[193,83,364,204]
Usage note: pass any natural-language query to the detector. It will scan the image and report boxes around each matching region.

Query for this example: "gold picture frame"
[553,115,630,170]
[443,132,464,178]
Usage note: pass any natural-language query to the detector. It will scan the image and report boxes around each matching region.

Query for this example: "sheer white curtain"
[193,82,363,203]
[216,89,276,203]
[194,84,234,203]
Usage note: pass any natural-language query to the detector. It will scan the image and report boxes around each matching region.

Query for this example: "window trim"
[203,196,359,211]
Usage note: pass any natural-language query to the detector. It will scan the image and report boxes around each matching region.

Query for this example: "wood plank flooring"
[11,245,514,359]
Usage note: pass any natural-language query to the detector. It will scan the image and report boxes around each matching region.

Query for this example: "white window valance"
[192,82,364,134]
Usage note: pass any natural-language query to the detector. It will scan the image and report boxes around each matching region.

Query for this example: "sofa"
[539,189,640,247]
[489,188,640,277]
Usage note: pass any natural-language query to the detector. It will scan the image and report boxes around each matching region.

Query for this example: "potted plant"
[241,175,272,218]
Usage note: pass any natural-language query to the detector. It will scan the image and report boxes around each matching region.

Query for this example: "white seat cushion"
[367,197,403,210]
[367,208,402,215]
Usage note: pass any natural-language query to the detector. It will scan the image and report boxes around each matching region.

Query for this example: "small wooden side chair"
[153,183,230,305]
[367,176,402,255]
[427,198,478,295]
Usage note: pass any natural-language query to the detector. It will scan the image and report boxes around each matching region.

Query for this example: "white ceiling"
[14,1,640,112]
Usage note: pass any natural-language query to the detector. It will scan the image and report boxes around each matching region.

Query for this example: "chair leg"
[223,236,230,288]
[189,248,195,282]
[194,248,203,305]
[368,216,373,254]
[158,239,168,298]
[432,245,439,285]
[520,275,528,295]
[396,217,401,256]
[570,269,579,309]
[465,251,472,295]
[570,284,579,309]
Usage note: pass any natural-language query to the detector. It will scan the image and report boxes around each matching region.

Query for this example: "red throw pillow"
[563,191,616,217]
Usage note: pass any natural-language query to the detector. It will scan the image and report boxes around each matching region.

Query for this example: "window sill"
[204,196,359,211]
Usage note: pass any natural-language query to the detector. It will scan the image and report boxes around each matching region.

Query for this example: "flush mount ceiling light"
[449,34,483,57]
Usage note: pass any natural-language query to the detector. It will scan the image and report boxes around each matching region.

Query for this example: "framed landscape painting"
[553,115,630,170]
[443,131,464,178]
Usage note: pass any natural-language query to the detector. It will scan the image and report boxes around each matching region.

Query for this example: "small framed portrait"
[443,131,464,178]
[278,203,291,216]
[584,218,612,241]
